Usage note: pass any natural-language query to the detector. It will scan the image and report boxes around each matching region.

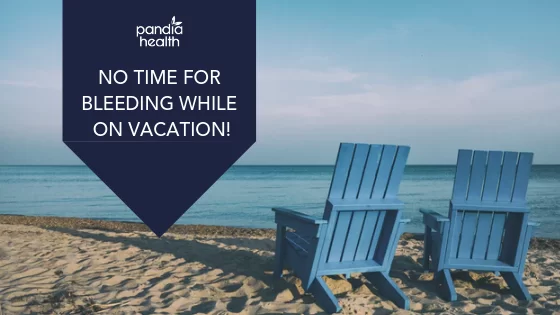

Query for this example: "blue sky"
[1,1,559,164]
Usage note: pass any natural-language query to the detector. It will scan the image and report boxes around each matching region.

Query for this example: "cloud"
[0,79,60,90]
[259,67,362,83]
[260,71,560,127]
[0,65,61,90]
[246,67,560,164]
[1,60,558,164]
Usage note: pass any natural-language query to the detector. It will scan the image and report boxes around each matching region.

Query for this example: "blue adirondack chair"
[421,149,538,301]
[272,143,411,313]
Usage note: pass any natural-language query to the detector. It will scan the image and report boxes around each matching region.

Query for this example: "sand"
[0,218,559,314]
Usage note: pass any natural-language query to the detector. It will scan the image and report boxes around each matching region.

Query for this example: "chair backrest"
[327,143,410,200]
[446,149,534,264]
[451,150,533,203]
[319,143,410,268]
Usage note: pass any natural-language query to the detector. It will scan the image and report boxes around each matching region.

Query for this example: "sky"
[0,1,559,165]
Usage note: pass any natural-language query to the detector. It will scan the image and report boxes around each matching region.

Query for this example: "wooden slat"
[450,200,528,213]
[486,213,506,260]
[500,213,524,265]
[371,146,397,199]
[482,151,504,201]
[384,146,410,198]
[447,209,464,260]
[457,211,478,259]
[452,150,473,200]
[285,232,310,254]
[328,143,355,199]
[318,260,382,275]
[447,258,517,272]
[467,151,488,201]
[353,211,380,260]
[511,153,533,202]
[343,144,370,199]
[375,211,400,266]
[357,145,383,200]
[512,214,529,269]
[496,152,519,202]
[517,220,535,273]
[327,212,352,262]
[341,211,366,261]
[367,211,386,260]
[471,212,493,259]
[328,199,404,211]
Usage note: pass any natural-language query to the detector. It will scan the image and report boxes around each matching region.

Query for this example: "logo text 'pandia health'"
[136,16,183,48]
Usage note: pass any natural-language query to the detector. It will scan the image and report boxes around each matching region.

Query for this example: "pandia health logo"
[136,16,183,47]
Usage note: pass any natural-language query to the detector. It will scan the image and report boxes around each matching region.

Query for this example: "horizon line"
[1,164,560,167]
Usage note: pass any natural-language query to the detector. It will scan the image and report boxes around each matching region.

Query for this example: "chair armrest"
[419,208,449,221]
[272,207,327,225]
[420,208,449,232]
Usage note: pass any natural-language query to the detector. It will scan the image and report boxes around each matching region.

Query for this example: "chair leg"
[435,269,457,301]
[502,272,532,301]
[423,226,432,272]
[273,225,286,278]
[309,276,342,313]
[364,272,410,310]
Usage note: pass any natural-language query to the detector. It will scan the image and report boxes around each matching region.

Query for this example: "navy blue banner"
[63,0,256,236]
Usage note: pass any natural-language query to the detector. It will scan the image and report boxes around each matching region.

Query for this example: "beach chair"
[421,149,538,302]
[272,143,411,313]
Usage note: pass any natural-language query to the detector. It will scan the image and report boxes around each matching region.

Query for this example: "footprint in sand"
[220,282,243,293]
[227,296,248,313]
[471,305,497,314]
[190,301,217,314]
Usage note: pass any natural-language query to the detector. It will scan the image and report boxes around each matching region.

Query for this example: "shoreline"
[1,214,559,250]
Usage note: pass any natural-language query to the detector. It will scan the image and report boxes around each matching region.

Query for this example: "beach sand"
[0,216,559,314]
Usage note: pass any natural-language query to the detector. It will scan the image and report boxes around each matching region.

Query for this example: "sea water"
[0,165,559,238]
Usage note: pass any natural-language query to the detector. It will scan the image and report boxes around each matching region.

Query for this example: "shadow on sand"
[46,227,321,315]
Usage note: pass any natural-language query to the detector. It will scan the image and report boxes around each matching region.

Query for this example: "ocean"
[0,165,559,238]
